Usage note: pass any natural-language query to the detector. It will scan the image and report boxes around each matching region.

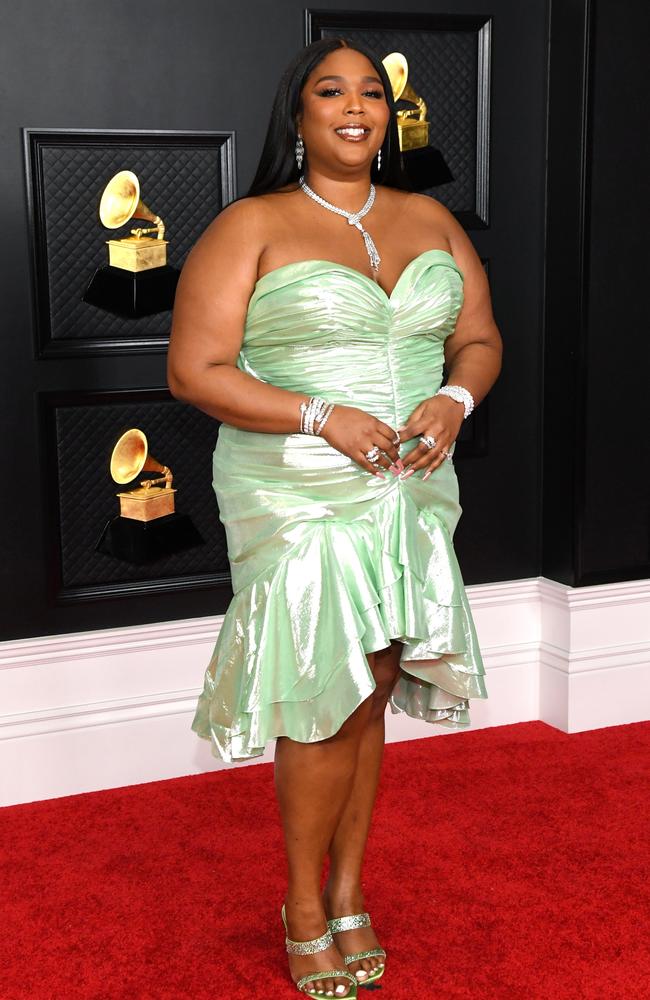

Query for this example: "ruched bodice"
[191,249,488,762]
[239,249,464,429]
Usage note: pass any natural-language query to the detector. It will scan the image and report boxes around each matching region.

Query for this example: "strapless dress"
[191,249,488,761]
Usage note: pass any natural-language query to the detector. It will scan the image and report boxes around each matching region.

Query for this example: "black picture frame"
[39,387,233,604]
[24,128,236,358]
[305,9,492,228]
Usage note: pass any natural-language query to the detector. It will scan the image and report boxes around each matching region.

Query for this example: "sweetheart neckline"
[252,248,462,303]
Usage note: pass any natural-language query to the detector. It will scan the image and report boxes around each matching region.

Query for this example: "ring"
[392,433,401,445]
[420,434,437,450]
[365,446,380,462]
[441,450,453,461]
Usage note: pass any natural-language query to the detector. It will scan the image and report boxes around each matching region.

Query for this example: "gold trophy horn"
[110,428,176,522]
[100,170,165,239]
[382,52,429,151]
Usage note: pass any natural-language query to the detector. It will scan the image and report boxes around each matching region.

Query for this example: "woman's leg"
[275,661,377,997]
[323,640,403,982]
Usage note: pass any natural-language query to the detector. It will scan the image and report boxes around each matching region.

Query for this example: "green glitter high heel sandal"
[282,904,358,998]
[327,913,386,988]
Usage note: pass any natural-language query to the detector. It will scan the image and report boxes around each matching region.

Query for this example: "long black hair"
[247,37,409,196]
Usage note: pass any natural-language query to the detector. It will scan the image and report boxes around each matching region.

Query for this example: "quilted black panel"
[321,26,477,211]
[53,397,230,593]
[28,132,233,351]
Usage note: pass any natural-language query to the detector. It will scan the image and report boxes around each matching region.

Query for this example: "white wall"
[1,575,649,807]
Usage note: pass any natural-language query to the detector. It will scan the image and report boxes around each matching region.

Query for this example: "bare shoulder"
[214,187,303,238]
[386,189,452,234]
[177,195,276,291]
[382,188,450,244]
[394,190,484,275]
[194,196,269,250]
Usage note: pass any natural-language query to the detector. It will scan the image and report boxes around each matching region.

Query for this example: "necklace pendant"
[362,230,381,273]
[299,176,381,276]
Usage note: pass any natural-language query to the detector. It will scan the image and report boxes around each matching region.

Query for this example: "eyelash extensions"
[317,87,384,99]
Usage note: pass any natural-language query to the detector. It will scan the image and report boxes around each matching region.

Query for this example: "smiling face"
[297,47,391,176]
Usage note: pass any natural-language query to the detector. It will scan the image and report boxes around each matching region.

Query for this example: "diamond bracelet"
[299,396,335,435]
[435,384,475,419]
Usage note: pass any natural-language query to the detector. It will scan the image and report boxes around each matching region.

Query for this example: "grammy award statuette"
[95,428,203,565]
[382,52,453,191]
[83,170,180,318]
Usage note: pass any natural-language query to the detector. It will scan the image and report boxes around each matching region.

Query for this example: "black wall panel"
[42,391,230,601]
[542,0,649,586]
[1,0,549,639]
[25,130,234,355]
[580,0,649,582]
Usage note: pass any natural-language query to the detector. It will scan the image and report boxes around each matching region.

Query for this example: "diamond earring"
[295,134,304,170]
[377,147,382,171]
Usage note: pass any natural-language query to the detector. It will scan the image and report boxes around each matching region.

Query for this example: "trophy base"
[83,264,179,318]
[116,486,176,521]
[96,512,204,565]
[402,146,454,191]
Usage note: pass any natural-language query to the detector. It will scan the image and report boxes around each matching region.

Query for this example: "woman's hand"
[321,404,404,478]
[398,395,464,480]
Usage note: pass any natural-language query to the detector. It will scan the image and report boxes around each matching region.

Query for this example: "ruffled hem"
[192,487,487,762]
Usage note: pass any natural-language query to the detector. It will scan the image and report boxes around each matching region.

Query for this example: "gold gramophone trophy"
[111,428,176,521]
[83,170,179,318]
[95,428,203,564]
[382,52,430,152]
[382,52,453,190]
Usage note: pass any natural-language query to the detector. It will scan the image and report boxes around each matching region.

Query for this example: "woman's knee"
[329,693,374,742]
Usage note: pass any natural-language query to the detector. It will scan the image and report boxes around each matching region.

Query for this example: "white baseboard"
[1,576,649,807]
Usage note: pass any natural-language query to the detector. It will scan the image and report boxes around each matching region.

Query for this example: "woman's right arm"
[167,198,400,472]
[167,198,310,433]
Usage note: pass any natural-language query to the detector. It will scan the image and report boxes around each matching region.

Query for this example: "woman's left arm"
[398,200,503,479]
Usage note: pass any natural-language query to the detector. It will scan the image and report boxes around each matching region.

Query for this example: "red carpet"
[1,720,649,999]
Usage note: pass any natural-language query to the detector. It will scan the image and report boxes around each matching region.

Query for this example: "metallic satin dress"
[191,249,488,761]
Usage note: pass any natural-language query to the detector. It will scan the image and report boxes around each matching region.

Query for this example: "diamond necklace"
[298,175,381,274]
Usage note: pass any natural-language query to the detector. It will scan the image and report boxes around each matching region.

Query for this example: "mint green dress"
[191,249,488,761]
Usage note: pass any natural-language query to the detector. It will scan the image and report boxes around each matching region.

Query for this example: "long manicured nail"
[423,468,433,480]
[375,472,386,480]
[388,464,400,476]
[401,468,415,479]
[395,458,405,471]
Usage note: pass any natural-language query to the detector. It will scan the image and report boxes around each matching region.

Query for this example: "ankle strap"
[328,912,371,933]
[286,926,334,956]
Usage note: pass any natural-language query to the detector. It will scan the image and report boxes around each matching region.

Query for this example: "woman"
[168,37,502,999]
